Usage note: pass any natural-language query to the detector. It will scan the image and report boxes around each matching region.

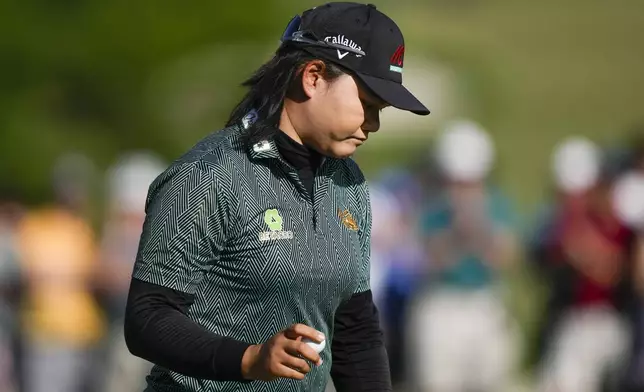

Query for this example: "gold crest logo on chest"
[338,209,358,231]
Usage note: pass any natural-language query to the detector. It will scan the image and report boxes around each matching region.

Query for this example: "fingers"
[248,324,324,382]
[273,363,307,380]
[264,350,310,380]
[282,355,311,375]
[284,324,325,343]
[284,339,322,365]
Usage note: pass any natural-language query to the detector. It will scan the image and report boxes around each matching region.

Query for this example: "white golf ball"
[302,338,326,354]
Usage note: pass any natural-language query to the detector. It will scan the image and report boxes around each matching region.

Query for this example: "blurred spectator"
[15,153,105,392]
[611,138,644,391]
[369,171,427,386]
[368,184,401,310]
[408,120,520,392]
[532,137,638,392]
[0,192,24,392]
[628,230,644,392]
[98,152,164,392]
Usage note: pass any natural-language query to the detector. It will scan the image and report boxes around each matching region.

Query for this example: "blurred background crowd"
[1,1,643,391]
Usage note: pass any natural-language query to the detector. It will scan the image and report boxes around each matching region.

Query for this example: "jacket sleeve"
[331,179,392,391]
[124,278,251,381]
[125,161,251,381]
[331,290,392,392]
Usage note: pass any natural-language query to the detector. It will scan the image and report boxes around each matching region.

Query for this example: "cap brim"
[354,73,430,115]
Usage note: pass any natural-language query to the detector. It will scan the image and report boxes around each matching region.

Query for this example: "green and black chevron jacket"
[132,124,372,392]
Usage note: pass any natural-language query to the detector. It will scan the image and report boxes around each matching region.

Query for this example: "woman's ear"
[300,60,327,99]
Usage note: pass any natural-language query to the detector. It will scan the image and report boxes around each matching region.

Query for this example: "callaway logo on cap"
[279,2,430,115]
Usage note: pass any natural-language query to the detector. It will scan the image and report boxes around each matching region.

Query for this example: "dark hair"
[226,46,345,145]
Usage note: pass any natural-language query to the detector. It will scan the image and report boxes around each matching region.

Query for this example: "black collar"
[272,130,323,171]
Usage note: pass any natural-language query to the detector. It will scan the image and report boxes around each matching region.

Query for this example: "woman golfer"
[125,2,429,391]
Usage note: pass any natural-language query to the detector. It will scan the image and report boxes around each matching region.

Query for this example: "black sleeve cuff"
[214,337,253,382]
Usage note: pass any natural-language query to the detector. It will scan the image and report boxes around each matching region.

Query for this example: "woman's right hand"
[241,324,324,381]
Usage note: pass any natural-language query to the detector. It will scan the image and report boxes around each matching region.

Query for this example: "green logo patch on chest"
[264,208,283,231]
[259,208,293,242]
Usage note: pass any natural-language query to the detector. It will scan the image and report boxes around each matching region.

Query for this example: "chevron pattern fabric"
[133,125,372,392]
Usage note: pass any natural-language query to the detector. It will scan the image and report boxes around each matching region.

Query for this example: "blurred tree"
[0,0,286,202]
[0,0,643,210]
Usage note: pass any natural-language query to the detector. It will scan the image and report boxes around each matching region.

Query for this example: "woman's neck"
[279,104,304,145]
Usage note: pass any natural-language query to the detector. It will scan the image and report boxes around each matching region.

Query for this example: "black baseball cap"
[279,2,430,115]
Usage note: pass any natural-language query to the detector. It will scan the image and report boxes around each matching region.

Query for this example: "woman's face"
[291,62,388,159]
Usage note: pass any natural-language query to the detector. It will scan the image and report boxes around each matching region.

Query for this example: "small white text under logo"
[258,231,294,242]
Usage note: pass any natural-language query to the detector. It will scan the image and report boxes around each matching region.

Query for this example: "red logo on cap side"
[390,45,405,67]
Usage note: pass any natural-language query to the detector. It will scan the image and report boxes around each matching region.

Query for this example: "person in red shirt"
[532,137,638,392]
